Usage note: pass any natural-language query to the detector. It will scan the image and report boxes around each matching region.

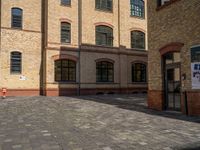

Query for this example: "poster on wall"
[191,63,200,89]
[191,46,200,89]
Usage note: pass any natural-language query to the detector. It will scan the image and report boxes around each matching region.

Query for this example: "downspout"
[118,0,120,46]
[118,0,122,93]
[0,0,1,49]
[40,0,48,95]
[78,0,82,96]
[184,91,188,115]
[0,0,1,46]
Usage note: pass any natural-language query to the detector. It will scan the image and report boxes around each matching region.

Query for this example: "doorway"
[164,52,181,111]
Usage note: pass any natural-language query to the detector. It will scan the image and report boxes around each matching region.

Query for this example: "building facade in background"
[148,0,200,115]
[0,0,147,96]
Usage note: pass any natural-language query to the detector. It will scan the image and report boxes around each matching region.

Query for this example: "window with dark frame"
[55,59,76,82]
[61,0,71,6]
[11,52,22,74]
[130,0,144,18]
[61,22,71,43]
[157,0,171,6]
[131,31,145,49]
[95,0,113,11]
[96,61,114,82]
[96,25,113,46]
[191,46,200,63]
[11,8,23,29]
[132,63,146,82]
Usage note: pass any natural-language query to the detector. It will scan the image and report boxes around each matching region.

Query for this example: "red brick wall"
[0,89,40,96]
[186,91,200,116]
[148,90,164,111]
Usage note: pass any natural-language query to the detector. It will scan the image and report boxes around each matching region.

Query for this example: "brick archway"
[52,54,78,62]
[94,22,114,29]
[95,58,115,63]
[159,42,184,56]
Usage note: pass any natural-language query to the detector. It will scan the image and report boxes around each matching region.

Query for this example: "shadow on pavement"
[71,94,200,124]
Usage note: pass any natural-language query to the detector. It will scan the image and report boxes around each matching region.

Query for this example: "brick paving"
[0,94,200,150]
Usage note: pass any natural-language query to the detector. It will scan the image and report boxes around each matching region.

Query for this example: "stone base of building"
[0,89,40,96]
[0,87,147,97]
[186,91,200,116]
[45,87,147,96]
[147,90,164,111]
[148,90,200,116]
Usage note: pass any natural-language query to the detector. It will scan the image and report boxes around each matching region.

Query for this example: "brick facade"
[0,0,148,96]
[147,0,200,116]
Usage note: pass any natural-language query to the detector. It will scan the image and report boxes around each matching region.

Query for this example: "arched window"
[96,0,113,11]
[55,59,76,82]
[131,31,145,49]
[132,63,146,82]
[11,8,23,28]
[96,25,113,46]
[11,51,22,74]
[130,0,144,18]
[61,22,71,43]
[61,0,71,6]
[96,61,114,82]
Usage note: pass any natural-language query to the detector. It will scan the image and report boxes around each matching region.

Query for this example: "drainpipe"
[184,91,188,115]
[0,0,1,48]
[40,0,48,95]
[118,0,122,93]
[77,0,82,96]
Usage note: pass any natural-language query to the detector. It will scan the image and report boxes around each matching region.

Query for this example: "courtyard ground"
[0,94,200,150]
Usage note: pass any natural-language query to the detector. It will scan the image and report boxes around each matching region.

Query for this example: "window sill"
[60,4,71,7]
[156,0,181,11]
[61,42,71,46]
[96,82,116,84]
[95,8,113,14]
[96,44,113,48]
[53,81,77,84]
[131,82,147,84]
[10,73,22,75]
[130,15,145,20]
[131,47,146,51]
[11,27,22,30]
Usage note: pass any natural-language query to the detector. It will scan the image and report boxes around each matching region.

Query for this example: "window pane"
[131,31,145,49]
[55,60,76,82]
[132,63,146,82]
[12,8,22,28]
[61,22,71,43]
[96,0,113,11]
[96,26,113,46]
[11,52,22,74]
[130,0,144,18]
[96,61,114,82]
[61,0,71,5]
[191,46,200,63]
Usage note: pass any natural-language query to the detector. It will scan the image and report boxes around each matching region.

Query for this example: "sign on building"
[191,46,200,89]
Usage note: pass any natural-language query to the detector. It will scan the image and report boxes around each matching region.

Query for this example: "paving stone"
[3,139,12,143]
[103,147,112,150]
[163,147,173,150]
[12,145,22,149]
[0,95,199,150]
[43,133,51,136]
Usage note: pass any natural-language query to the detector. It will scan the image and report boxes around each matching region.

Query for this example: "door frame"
[164,62,181,111]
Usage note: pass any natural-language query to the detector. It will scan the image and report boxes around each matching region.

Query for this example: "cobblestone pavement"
[0,94,200,150]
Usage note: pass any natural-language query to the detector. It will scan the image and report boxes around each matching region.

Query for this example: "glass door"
[166,67,181,111]
[163,52,181,111]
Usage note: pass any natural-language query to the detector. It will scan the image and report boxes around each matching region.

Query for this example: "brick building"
[0,0,148,96]
[147,0,200,115]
